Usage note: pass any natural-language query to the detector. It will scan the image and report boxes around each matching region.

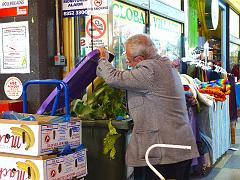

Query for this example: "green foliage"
[103,121,121,160]
[70,81,128,159]
[71,83,127,120]
[188,0,198,48]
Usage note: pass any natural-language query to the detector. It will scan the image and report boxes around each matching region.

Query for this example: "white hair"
[124,34,159,59]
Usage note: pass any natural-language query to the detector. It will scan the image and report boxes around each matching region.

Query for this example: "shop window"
[124,0,149,8]
[229,43,240,71]
[197,1,225,68]
[157,0,182,10]
[149,13,183,60]
[230,9,240,38]
[208,38,221,66]
[112,1,146,70]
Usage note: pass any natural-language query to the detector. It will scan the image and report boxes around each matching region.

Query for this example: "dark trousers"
[134,159,192,180]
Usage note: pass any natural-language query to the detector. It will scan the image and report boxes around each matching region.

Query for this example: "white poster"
[0,21,30,74]
[4,76,23,100]
[62,0,109,17]
[85,15,109,54]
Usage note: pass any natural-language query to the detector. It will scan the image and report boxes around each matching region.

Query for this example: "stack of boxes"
[0,114,87,180]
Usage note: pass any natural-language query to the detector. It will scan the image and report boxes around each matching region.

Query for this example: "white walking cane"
[145,144,191,180]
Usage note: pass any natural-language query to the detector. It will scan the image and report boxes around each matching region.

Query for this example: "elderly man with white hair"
[96,34,199,180]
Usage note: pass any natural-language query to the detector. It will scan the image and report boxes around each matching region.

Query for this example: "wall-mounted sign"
[4,77,23,100]
[86,16,106,39]
[205,0,219,30]
[112,1,145,24]
[85,15,108,53]
[0,0,28,17]
[62,0,109,17]
[0,21,30,74]
[150,14,182,33]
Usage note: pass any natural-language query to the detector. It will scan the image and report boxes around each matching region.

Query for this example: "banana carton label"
[46,149,87,179]
[0,157,43,180]
[0,124,39,155]
[41,121,81,154]
[0,149,87,180]
[0,121,82,156]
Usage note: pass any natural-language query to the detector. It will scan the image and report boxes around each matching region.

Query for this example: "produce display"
[71,77,128,120]
[71,77,128,159]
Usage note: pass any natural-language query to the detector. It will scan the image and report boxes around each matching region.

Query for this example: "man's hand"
[98,47,109,60]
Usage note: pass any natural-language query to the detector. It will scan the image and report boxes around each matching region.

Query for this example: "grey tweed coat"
[96,57,199,167]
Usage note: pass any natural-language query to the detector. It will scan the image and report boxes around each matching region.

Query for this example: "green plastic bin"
[82,119,133,180]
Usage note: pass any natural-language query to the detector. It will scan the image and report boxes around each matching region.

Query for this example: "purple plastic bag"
[37,49,114,115]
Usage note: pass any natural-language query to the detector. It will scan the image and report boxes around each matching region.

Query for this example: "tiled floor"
[191,121,240,180]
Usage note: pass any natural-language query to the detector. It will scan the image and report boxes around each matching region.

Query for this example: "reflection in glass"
[125,0,149,8]
[112,1,146,70]
[150,14,183,61]
[230,43,240,70]
[156,0,182,10]
[230,9,240,38]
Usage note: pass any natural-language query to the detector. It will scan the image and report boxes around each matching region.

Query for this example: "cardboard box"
[0,149,87,180]
[0,114,81,156]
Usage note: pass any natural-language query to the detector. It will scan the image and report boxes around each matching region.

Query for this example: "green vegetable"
[71,82,127,120]
[103,121,121,160]
[70,80,128,159]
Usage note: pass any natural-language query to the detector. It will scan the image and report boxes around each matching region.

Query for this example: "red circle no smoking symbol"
[45,135,50,142]
[86,16,106,39]
[51,170,56,177]
[94,0,102,7]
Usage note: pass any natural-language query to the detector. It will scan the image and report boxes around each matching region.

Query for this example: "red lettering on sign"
[80,39,86,46]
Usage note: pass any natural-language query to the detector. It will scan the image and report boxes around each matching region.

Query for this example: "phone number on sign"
[63,10,88,17]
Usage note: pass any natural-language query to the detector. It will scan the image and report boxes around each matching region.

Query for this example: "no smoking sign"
[86,16,106,39]
[4,77,23,100]
[94,0,102,7]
